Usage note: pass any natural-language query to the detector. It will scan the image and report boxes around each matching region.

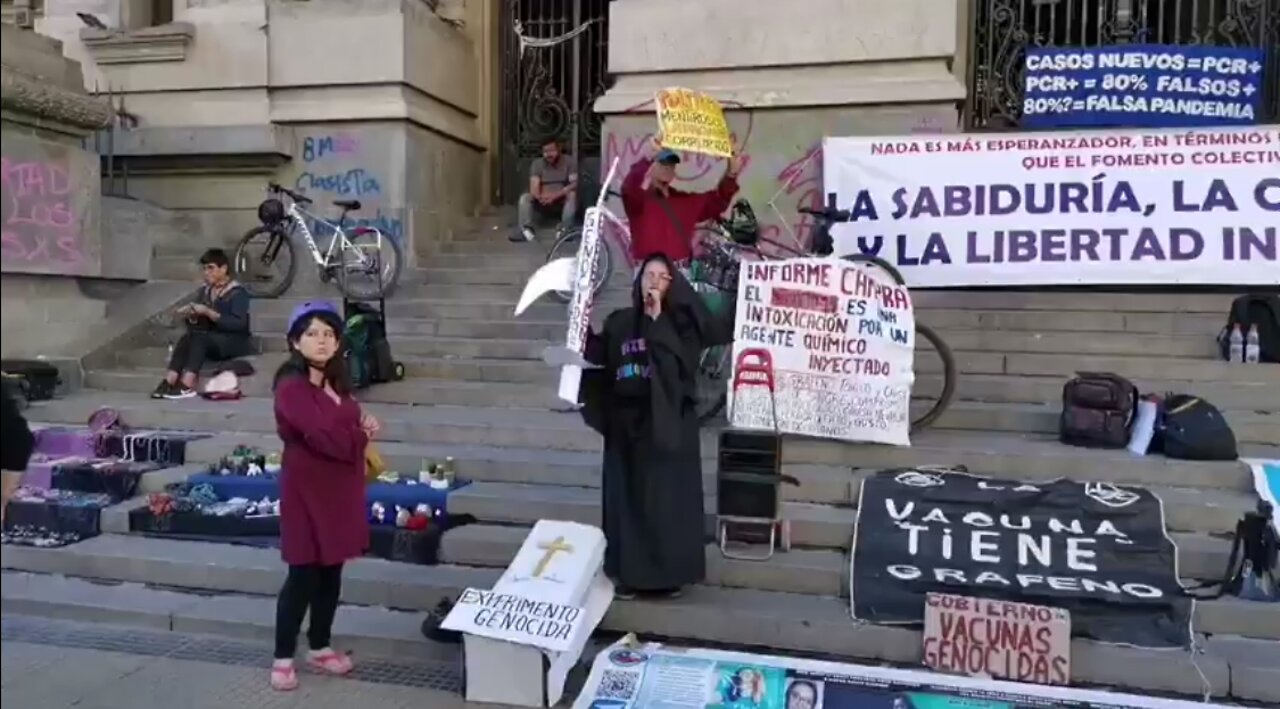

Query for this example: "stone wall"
[596,0,967,250]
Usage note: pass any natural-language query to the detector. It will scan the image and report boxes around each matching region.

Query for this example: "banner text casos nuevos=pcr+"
[824,126,1277,288]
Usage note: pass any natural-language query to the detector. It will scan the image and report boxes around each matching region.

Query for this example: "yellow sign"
[655,87,733,158]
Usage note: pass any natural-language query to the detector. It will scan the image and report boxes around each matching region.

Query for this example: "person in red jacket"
[269,301,379,691]
[621,135,743,266]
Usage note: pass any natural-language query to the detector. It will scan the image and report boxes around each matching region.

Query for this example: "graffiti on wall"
[292,132,404,241]
[1,138,98,277]
[601,109,957,256]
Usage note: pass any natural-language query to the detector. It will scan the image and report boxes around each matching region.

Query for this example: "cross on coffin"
[533,536,574,578]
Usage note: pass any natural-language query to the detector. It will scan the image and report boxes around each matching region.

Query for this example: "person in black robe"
[579,253,734,598]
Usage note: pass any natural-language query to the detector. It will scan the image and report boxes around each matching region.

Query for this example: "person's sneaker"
[614,586,637,600]
[508,226,538,243]
[163,385,197,400]
[150,382,173,399]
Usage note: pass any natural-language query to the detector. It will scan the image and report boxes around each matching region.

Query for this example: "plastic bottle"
[1127,396,1159,456]
[1228,325,1244,363]
[419,458,434,484]
[1244,324,1261,363]
[441,456,456,484]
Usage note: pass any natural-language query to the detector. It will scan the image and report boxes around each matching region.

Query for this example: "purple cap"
[287,300,339,333]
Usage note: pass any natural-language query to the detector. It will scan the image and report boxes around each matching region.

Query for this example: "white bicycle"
[233,182,404,300]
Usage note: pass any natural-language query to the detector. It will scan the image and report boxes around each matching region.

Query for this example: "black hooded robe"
[579,257,734,591]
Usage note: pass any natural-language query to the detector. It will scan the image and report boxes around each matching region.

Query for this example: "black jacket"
[192,281,251,335]
[1,380,35,471]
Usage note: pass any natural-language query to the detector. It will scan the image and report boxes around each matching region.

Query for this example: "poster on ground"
[823,126,1278,287]
[656,87,734,158]
[850,469,1194,649]
[572,640,1224,709]
[727,258,915,447]
[1023,44,1266,128]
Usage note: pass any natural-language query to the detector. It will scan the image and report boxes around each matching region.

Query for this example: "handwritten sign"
[728,258,915,446]
[923,593,1071,686]
[655,87,733,158]
[444,587,584,653]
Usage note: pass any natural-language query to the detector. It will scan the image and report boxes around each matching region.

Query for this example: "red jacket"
[275,375,369,566]
[621,157,739,264]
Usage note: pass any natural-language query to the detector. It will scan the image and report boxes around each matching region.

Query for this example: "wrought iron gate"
[966,0,1280,130]
[497,0,611,203]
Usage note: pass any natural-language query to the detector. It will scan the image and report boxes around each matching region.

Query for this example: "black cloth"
[579,255,733,591]
[274,563,343,658]
[1,380,34,471]
[168,331,252,374]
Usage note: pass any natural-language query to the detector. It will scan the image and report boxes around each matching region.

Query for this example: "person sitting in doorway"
[511,136,578,242]
[151,248,253,400]
[621,134,742,267]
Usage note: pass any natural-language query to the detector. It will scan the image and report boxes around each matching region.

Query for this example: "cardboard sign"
[655,87,733,158]
[922,592,1071,686]
[444,587,584,653]
[729,258,915,446]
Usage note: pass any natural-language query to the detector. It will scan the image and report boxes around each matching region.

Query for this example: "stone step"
[440,483,1235,581]
[84,370,558,408]
[88,365,1275,416]
[426,251,569,271]
[29,393,1272,488]
[255,313,570,341]
[249,295,630,322]
[909,292,1237,313]
[63,379,1280,446]
[0,572,452,663]
[175,430,1260,537]
[922,308,1227,336]
[2,536,1273,701]
[422,266,631,287]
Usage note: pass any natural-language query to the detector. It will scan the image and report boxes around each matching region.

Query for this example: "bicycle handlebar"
[798,205,849,223]
[267,182,312,205]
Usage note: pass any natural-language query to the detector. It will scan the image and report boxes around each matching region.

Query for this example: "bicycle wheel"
[337,229,405,300]
[234,225,296,298]
[911,323,956,431]
[695,343,733,424]
[546,227,612,304]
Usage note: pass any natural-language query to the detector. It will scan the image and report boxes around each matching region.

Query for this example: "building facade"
[4,0,1277,263]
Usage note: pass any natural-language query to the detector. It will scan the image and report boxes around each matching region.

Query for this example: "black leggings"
[274,563,344,659]
[167,330,250,375]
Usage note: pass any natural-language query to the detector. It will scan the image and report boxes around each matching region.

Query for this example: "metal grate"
[496,0,612,203]
[966,0,1280,129]
[0,615,461,692]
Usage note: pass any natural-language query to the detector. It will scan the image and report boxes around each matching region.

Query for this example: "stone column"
[595,0,967,250]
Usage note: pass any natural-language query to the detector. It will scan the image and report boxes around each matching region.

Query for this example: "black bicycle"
[689,202,957,431]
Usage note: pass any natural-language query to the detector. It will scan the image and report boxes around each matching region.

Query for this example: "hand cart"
[717,348,799,561]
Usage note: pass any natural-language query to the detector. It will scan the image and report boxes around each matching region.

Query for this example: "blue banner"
[1023,44,1265,129]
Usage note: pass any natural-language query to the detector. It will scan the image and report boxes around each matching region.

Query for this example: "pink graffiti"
[604,132,749,183]
[759,144,824,255]
[1,157,82,267]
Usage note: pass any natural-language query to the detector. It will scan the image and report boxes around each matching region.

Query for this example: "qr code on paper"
[597,669,639,700]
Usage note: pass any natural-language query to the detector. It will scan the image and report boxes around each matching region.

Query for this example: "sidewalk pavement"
[0,615,503,709]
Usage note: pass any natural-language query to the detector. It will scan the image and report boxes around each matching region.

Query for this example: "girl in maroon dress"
[270,301,379,691]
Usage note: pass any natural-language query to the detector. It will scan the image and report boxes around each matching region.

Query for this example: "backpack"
[1153,393,1238,461]
[1218,294,1280,363]
[1058,372,1138,449]
[343,303,395,389]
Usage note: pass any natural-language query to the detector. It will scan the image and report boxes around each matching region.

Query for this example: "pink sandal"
[306,648,354,676]
[270,661,298,691]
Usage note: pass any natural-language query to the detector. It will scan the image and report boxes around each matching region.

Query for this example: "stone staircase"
[4,215,1279,703]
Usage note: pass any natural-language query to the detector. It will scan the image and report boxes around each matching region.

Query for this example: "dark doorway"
[497,0,611,203]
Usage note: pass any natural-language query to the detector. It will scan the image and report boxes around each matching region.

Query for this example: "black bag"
[1155,393,1238,461]
[1,359,61,402]
[344,303,396,389]
[1058,372,1138,449]
[1218,294,1280,363]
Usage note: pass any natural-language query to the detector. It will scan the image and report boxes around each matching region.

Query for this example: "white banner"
[573,639,1227,709]
[824,126,1279,287]
[728,258,914,447]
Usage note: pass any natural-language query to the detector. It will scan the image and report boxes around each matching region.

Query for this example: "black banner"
[851,470,1193,649]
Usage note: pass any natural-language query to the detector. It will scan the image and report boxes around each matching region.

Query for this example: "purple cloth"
[22,455,94,489]
[33,427,97,458]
